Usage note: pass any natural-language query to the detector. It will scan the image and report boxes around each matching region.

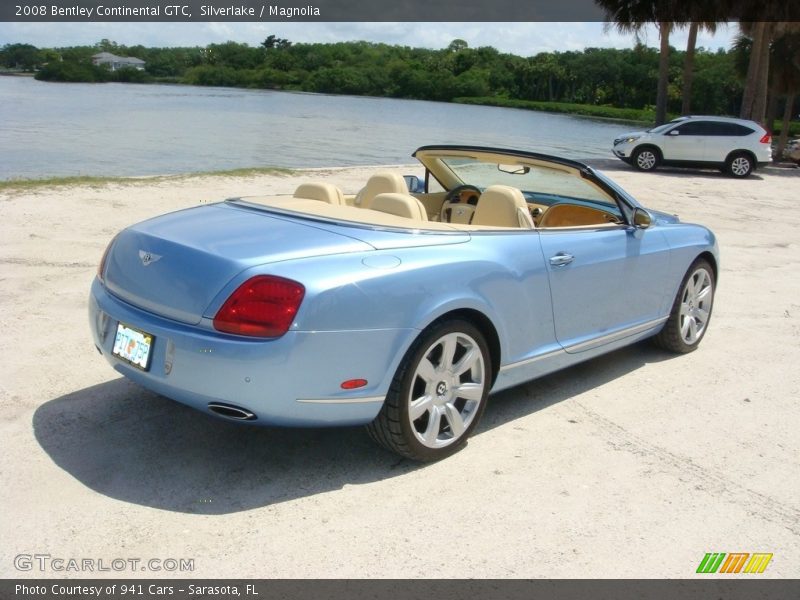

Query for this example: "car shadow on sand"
[34,341,675,515]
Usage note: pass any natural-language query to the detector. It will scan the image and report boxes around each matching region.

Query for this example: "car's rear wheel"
[632,147,660,171]
[367,319,491,461]
[653,259,715,353]
[726,152,754,177]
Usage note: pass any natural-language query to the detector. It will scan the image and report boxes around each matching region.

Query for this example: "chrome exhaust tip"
[207,402,257,421]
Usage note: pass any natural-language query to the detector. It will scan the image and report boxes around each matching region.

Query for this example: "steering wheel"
[440,185,481,224]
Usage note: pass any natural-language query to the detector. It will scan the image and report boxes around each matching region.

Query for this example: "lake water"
[0,75,632,180]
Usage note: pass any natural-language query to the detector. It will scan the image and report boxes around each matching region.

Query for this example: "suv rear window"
[706,122,754,136]
[676,121,754,136]
[674,121,711,135]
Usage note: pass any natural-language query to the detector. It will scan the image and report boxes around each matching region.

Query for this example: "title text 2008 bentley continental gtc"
[90,146,718,461]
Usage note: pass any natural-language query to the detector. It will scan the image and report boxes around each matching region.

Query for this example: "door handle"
[549,253,574,267]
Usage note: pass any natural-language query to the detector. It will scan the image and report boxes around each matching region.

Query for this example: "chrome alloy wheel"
[679,267,713,345]
[730,156,752,177]
[407,331,487,449]
[635,149,657,170]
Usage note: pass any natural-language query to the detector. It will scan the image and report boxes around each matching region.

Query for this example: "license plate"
[112,323,154,371]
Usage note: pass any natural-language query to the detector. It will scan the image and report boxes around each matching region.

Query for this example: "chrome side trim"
[296,396,385,404]
[563,317,668,353]
[499,317,668,373]
[499,348,563,373]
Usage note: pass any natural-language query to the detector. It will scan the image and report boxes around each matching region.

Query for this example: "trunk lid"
[104,202,373,324]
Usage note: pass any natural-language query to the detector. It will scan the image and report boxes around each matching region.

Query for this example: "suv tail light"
[759,132,771,144]
[213,275,305,338]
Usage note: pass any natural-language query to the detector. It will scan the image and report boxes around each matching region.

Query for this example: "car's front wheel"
[653,259,715,353]
[726,152,754,177]
[367,319,491,461]
[632,147,660,172]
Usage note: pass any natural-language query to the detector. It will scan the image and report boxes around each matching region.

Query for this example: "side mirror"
[632,207,652,229]
[403,175,425,194]
[668,130,680,136]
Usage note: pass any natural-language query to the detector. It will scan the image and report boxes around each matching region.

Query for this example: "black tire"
[367,319,492,461]
[653,259,715,353]
[726,152,754,178]
[632,146,660,172]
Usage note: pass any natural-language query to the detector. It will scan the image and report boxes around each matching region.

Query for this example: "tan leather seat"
[354,172,408,209]
[472,185,534,229]
[370,193,429,221]
[293,182,345,205]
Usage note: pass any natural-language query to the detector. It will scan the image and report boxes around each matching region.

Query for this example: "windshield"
[647,118,685,134]
[439,156,616,207]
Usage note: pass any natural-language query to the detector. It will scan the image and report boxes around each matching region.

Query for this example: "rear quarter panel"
[223,230,557,391]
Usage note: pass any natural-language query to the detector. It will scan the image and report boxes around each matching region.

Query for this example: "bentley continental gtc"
[90,146,718,461]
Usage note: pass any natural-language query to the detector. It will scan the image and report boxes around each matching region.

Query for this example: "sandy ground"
[0,161,798,579]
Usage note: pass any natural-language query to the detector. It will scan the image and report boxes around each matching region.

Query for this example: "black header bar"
[3,0,799,22]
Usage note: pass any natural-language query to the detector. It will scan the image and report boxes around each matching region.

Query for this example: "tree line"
[2,33,798,143]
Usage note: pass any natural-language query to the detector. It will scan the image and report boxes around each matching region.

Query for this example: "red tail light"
[759,132,771,144]
[213,275,305,337]
[97,235,117,283]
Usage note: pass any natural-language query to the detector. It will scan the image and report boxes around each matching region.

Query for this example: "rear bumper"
[89,279,413,427]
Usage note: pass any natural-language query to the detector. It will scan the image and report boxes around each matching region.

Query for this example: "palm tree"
[735,0,800,121]
[653,21,674,125]
[680,20,720,115]
[595,0,685,125]
[769,33,800,159]
[739,23,800,123]
[738,22,774,122]
[676,0,731,115]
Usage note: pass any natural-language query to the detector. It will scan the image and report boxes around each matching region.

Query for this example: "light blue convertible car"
[90,146,718,461]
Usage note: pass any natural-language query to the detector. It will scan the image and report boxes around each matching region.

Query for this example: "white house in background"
[91,52,146,71]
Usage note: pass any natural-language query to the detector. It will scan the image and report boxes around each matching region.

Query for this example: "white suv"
[612,116,772,177]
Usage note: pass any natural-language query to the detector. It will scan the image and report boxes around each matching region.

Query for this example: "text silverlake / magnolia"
[199,5,322,16]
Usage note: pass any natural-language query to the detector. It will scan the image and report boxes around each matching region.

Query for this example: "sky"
[0,22,738,56]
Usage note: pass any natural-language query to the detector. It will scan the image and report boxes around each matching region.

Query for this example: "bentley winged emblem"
[138,250,162,267]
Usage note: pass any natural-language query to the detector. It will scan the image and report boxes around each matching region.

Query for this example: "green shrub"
[112,67,151,83]
[454,97,658,123]
[35,61,111,82]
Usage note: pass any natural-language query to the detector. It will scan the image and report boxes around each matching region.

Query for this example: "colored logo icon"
[696,552,773,574]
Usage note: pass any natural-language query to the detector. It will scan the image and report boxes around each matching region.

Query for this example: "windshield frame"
[416,146,623,211]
